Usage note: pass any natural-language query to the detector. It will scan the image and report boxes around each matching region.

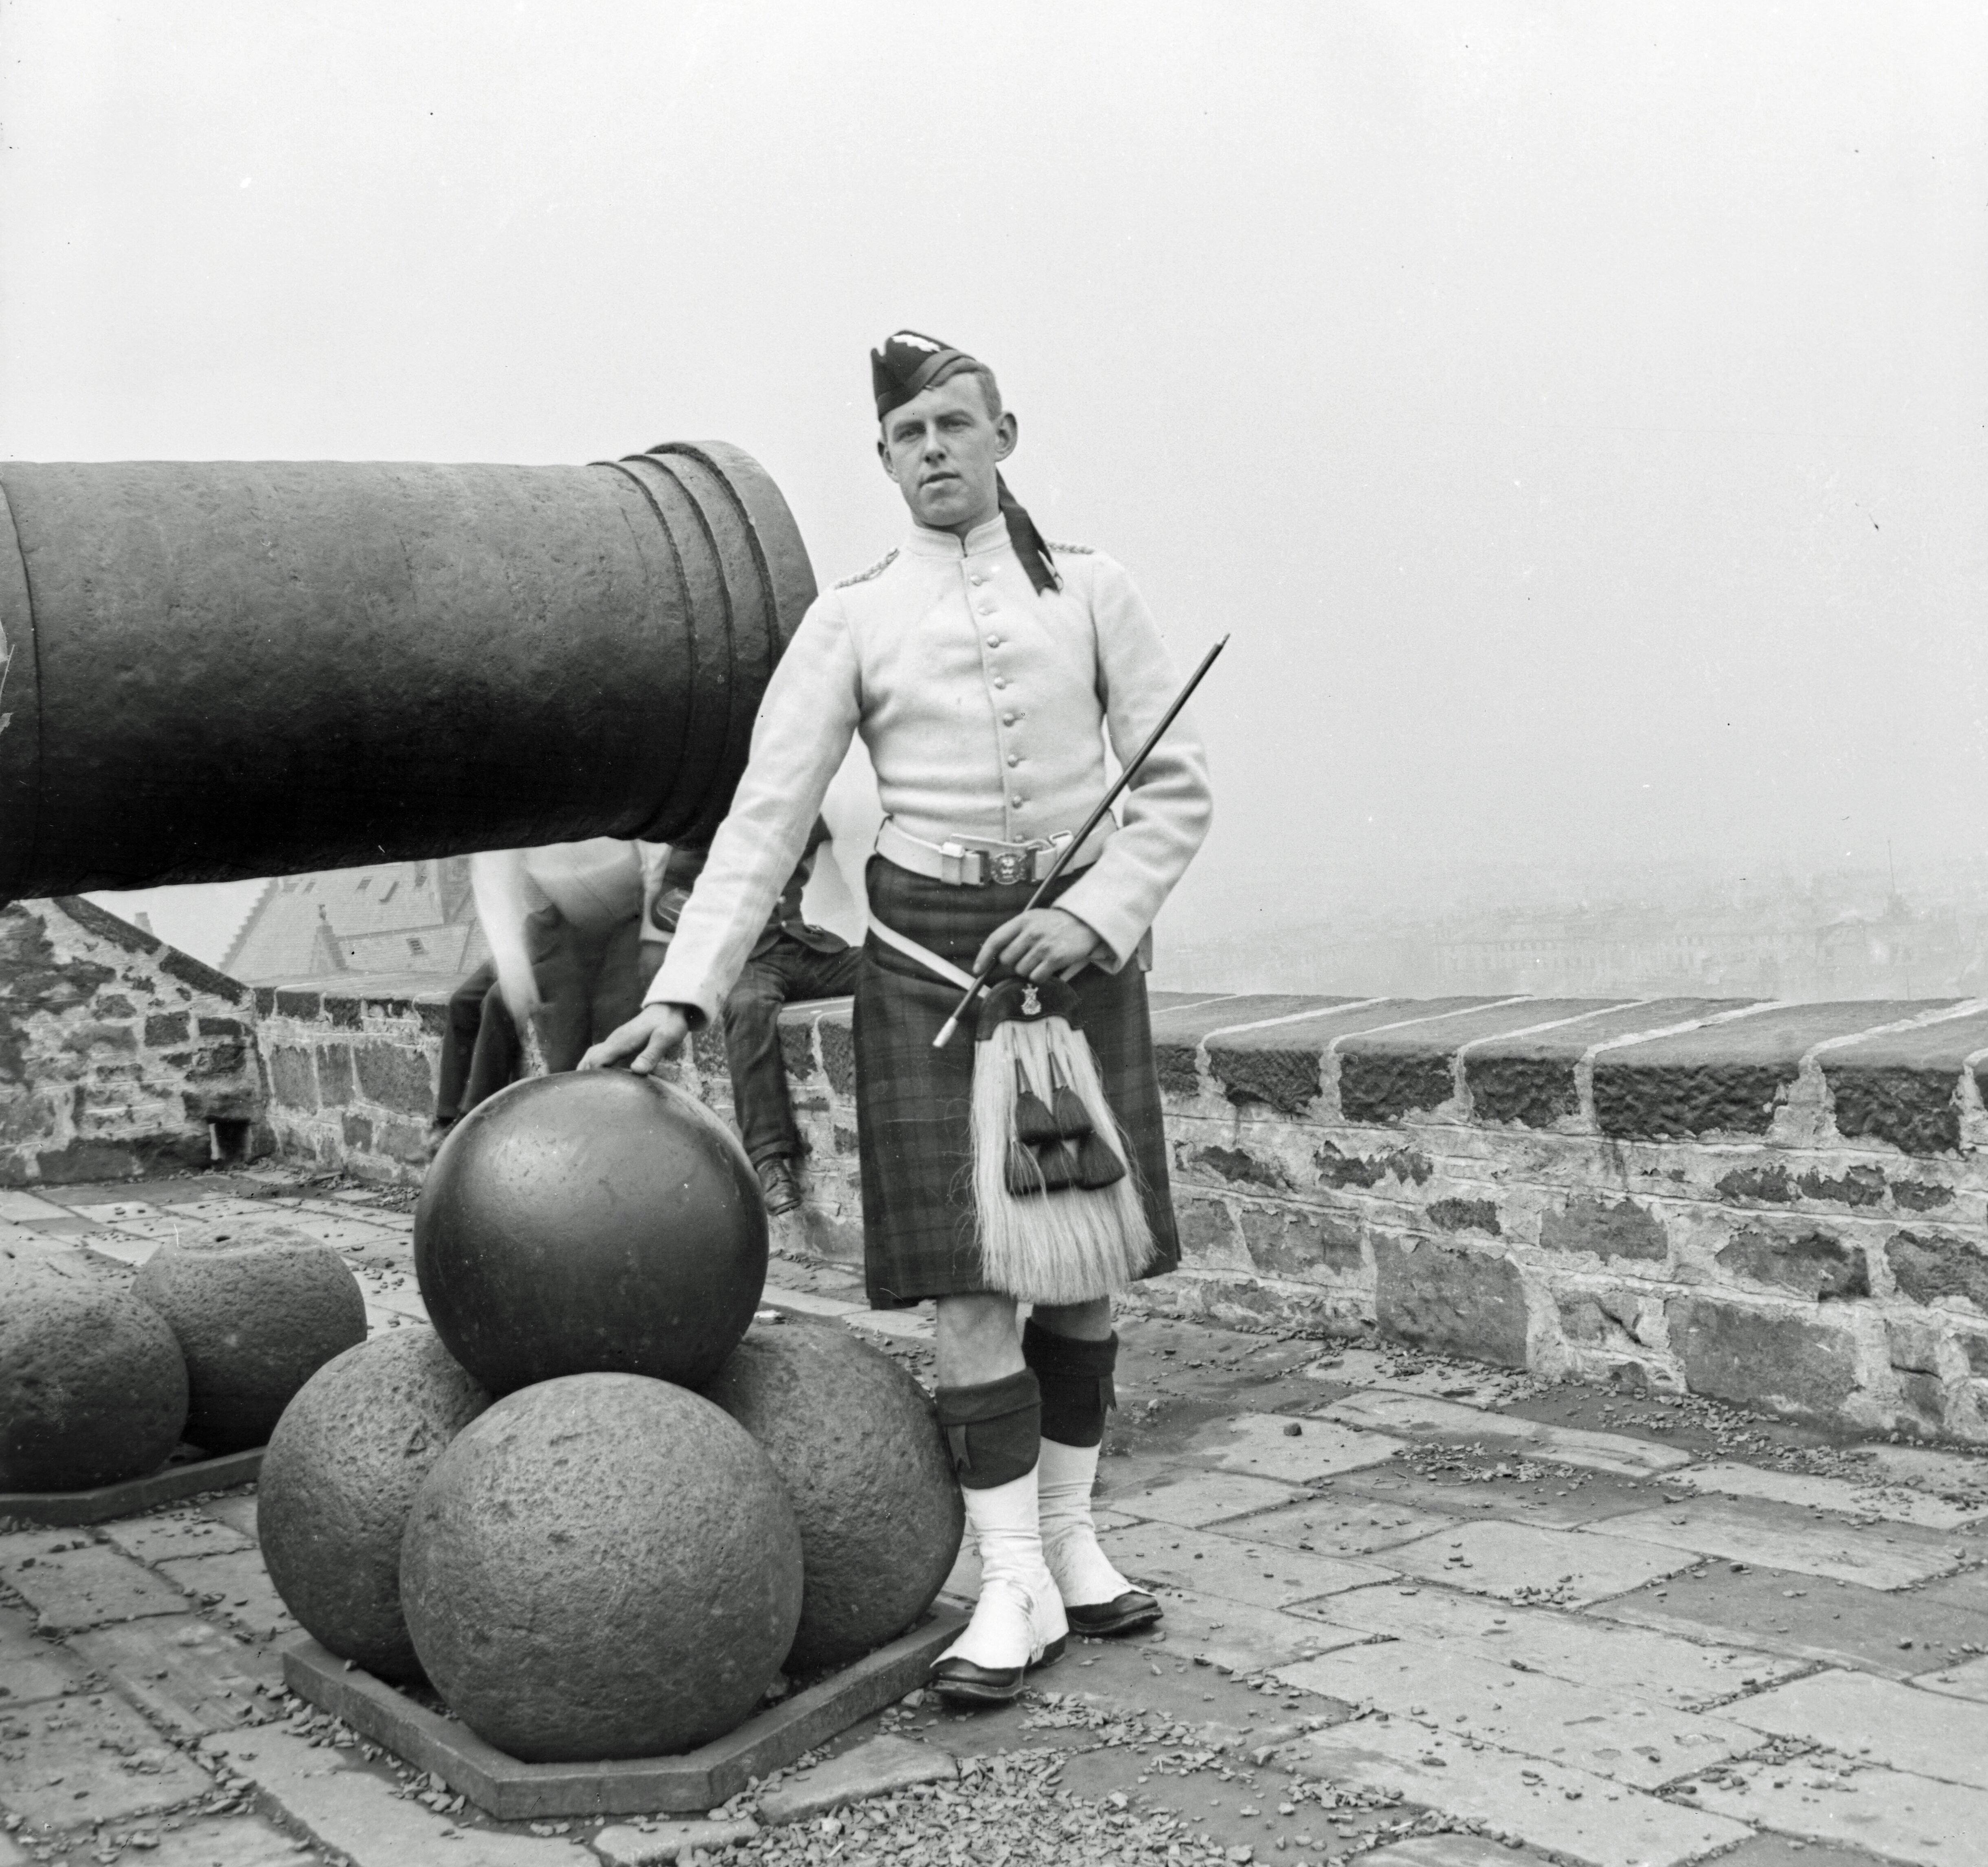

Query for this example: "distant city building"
[224,857,486,984]
[1156,885,1987,1004]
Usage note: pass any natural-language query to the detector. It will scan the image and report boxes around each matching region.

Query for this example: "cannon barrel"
[0,443,816,901]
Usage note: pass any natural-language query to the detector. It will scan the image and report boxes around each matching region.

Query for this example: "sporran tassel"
[1013,1059,1062,1146]
[1047,1053,1095,1140]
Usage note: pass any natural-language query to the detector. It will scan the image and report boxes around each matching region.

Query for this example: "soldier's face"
[877,374,1016,535]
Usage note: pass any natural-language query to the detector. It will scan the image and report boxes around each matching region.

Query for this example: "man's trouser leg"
[722,942,865,1168]
[434,960,498,1126]
[1025,1317,1159,1635]
[460,980,520,1115]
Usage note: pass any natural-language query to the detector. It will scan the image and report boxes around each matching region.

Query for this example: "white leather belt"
[875,817,1108,888]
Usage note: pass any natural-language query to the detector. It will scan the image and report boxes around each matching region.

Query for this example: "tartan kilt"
[854,855,1180,1308]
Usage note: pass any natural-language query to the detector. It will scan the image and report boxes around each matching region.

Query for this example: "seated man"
[647,821,860,1214]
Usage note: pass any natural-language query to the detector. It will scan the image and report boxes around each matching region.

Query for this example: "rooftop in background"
[221,858,485,986]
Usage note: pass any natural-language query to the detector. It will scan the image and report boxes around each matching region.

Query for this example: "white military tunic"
[645,513,1213,1028]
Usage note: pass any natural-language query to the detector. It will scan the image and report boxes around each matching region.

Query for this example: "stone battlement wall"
[11,904,1988,1446]
[0,897,264,1184]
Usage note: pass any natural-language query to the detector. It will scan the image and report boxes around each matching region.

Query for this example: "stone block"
[351,1039,432,1115]
[1236,1202,1361,1278]
[819,1015,855,1097]
[1712,1163,1795,1203]
[1595,1001,1935,1139]
[69,1611,283,1738]
[1425,1197,1501,1236]
[323,995,362,1030]
[1887,1230,1988,1310]
[93,993,136,1018]
[1667,1296,1860,1417]
[0,1536,191,1633]
[1377,1516,1692,1605]
[1100,1519,1391,1607]
[0,1690,214,1830]
[0,1600,89,1707]
[60,1019,137,1054]
[272,988,322,1020]
[184,1084,261,1125]
[1174,1194,1244,1268]
[1891,1177,1957,1212]
[1147,995,1322,1100]
[197,1016,246,1037]
[757,1734,955,1825]
[35,1132,213,1183]
[1820,1006,1988,1155]
[1207,1033,1324,1116]
[341,1112,375,1153]
[1192,1142,1288,1189]
[594,1819,763,1863]
[186,1037,248,1079]
[1538,1194,1666,1260]
[1714,1224,1869,1300]
[1313,1141,1431,1189]
[143,1012,191,1047]
[1374,1238,1529,1366]
[266,1045,318,1111]
[1797,1163,1887,1207]
[1337,1045,1454,1124]
[1888,1317,1947,1376]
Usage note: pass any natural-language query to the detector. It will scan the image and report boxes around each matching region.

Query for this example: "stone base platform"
[279,1608,969,1821]
[0,1446,263,1527]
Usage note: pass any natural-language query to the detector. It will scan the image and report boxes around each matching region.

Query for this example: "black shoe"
[929,1635,1067,1707]
[1064,1592,1162,1637]
[757,1157,803,1216]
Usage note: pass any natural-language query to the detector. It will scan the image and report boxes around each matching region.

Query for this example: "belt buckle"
[989,849,1026,886]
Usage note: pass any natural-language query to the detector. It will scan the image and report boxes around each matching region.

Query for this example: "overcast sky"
[4,2,1983,960]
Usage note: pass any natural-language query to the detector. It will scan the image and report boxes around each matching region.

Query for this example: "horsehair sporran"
[969,1008,1155,1304]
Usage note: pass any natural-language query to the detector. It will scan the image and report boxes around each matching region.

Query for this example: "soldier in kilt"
[583,331,1213,1705]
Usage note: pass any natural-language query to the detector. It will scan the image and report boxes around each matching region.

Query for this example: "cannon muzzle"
[0,443,815,901]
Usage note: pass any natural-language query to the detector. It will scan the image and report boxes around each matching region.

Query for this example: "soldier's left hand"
[975,906,1108,984]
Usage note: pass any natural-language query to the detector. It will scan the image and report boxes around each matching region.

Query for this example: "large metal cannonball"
[259,1328,491,1681]
[400,1373,803,1762]
[0,1264,189,1490]
[132,1235,365,1453]
[414,1072,767,1396]
[704,1318,963,1672]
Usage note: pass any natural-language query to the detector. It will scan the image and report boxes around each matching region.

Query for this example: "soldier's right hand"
[579,1004,691,1075]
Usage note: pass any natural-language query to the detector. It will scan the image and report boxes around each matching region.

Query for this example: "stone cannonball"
[258,1327,491,1681]
[704,1317,963,1672]
[400,1372,803,1763]
[0,1263,189,1491]
[415,1071,767,1396]
[134,1234,366,1453]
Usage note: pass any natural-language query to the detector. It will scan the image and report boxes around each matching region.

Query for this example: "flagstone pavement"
[7,1167,1988,1867]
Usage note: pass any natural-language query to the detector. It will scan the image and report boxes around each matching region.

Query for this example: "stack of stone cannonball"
[0,1229,365,1494]
[255,1072,964,1766]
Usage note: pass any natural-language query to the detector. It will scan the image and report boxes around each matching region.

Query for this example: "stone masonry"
[0,897,265,1187]
[11,893,1988,1446]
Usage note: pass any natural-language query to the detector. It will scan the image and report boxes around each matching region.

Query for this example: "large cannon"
[0,444,815,903]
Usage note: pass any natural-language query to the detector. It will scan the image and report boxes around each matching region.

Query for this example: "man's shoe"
[1064,1593,1161,1637]
[928,1635,1067,1706]
[1037,1437,1163,1638]
[928,1466,1069,1709]
[757,1157,803,1216]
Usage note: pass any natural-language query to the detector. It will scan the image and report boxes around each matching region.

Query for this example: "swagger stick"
[932,634,1229,1048]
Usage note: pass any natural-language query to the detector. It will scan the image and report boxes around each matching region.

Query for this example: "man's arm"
[587,598,862,1066]
[1053,555,1213,965]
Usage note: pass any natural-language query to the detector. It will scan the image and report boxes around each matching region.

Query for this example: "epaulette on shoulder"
[1047,540,1096,556]
[835,548,899,589]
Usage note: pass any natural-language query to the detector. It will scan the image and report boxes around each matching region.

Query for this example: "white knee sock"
[940,1464,1067,1670]
[1036,1437,1137,1608]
